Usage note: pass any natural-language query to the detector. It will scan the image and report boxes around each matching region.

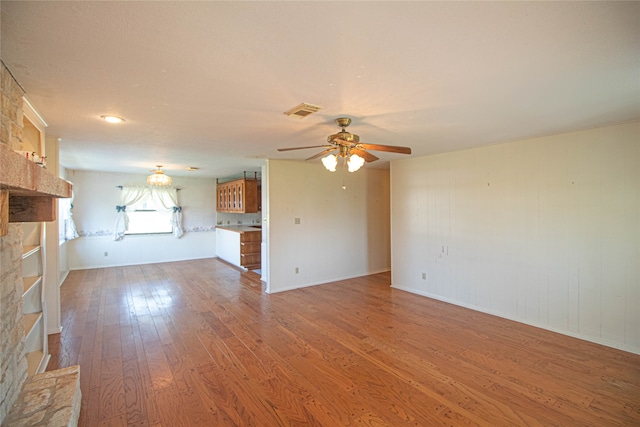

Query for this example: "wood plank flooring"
[48,258,640,426]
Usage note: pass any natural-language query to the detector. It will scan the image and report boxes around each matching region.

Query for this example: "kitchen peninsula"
[215,225,261,270]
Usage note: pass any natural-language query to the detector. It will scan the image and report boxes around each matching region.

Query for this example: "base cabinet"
[240,231,261,270]
[216,228,241,266]
[216,227,261,270]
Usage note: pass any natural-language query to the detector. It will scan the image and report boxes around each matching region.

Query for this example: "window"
[59,193,79,242]
[59,198,71,243]
[115,186,181,241]
[125,199,172,235]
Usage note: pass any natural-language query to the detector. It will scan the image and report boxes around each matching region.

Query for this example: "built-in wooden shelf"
[0,143,72,236]
[22,276,42,297]
[25,351,44,377]
[23,312,43,339]
[21,245,41,259]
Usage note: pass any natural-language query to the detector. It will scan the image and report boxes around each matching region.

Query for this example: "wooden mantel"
[0,143,72,236]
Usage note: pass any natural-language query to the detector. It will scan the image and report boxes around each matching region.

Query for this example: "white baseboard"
[391,283,640,356]
[59,270,70,287]
[267,269,391,294]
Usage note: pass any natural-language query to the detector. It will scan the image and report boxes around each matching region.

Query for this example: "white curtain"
[63,189,79,241]
[114,186,183,240]
[171,206,184,238]
[153,187,184,238]
[114,186,148,240]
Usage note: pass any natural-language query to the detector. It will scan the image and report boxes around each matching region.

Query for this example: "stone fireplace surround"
[1,62,79,425]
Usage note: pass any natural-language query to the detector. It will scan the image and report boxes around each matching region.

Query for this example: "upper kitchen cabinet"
[216,174,260,213]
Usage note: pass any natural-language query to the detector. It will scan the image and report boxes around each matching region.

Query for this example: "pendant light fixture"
[147,165,172,186]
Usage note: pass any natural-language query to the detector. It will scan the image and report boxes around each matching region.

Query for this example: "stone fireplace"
[1,62,79,425]
[0,60,30,424]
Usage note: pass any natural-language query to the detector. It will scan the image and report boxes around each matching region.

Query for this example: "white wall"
[267,160,390,293]
[67,170,217,269]
[391,121,640,354]
[58,165,70,285]
[44,136,65,332]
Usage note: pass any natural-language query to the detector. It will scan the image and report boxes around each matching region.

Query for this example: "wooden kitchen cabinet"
[216,227,261,270]
[240,230,261,270]
[216,177,259,213]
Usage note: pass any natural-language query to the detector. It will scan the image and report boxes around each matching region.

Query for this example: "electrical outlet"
[422,272,426,280]
[294,218,300,225]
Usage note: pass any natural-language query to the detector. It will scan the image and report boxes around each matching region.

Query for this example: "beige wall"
[391,121,640,354]
[66,169,217,269]
[266,159,390,293]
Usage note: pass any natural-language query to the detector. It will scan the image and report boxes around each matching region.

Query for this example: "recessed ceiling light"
[100,115,125,123]
[187,167,199,171]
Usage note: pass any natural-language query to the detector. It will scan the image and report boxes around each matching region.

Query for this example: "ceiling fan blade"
[351,148,379,163]
[306,148,337,161]
[359,143,412,154]
[278,144,332,152]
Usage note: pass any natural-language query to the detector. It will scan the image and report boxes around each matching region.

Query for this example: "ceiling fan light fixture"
[147,165,172,186]
[347,153,365,172]
[321,154,338,172]
[278,116,411,172]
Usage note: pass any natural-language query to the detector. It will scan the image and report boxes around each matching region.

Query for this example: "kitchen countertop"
[216,225,262,233]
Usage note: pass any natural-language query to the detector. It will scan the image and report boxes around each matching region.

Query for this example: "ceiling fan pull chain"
[342,168,347,190]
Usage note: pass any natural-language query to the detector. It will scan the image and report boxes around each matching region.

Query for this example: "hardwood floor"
[48,259,639,426]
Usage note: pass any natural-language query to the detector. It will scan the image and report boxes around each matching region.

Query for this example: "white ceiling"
[1,1,638,179]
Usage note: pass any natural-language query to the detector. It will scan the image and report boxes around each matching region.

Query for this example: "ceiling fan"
[278,117,412,172]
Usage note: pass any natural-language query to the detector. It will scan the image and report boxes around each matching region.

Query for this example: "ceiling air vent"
[284,103,322,119]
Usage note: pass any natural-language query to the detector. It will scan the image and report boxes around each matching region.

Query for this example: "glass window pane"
[126,211,172,234]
